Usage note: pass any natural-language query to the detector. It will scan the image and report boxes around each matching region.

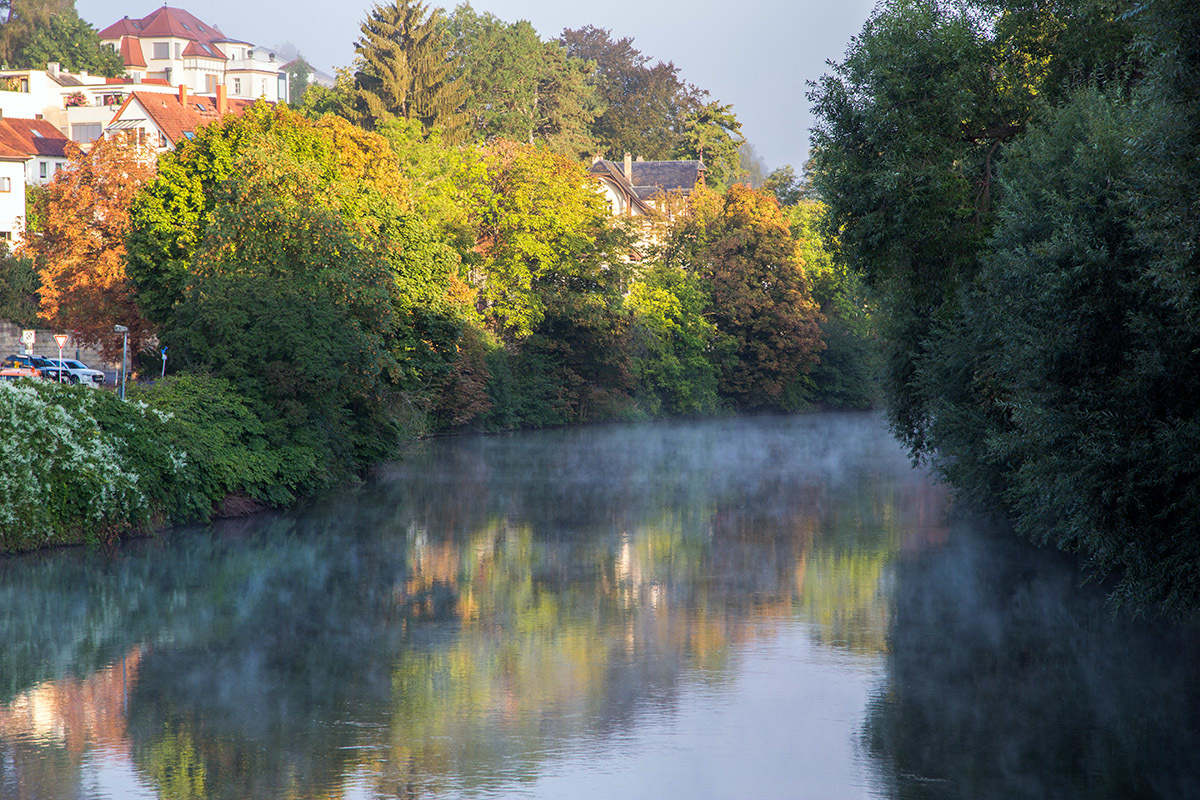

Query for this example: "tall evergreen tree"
[352,0,466,138]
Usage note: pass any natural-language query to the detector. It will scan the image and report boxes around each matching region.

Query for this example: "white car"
[44,358,106,386]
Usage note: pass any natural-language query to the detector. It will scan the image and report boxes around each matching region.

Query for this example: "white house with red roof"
[0,118,71,244]
[98,7,286,103]
[106,85,257,153]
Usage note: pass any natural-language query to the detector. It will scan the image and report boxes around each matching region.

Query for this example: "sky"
[76,0,879,172]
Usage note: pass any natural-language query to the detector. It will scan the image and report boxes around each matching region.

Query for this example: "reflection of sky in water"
[3,413,1195,799]
[515,626,885,800]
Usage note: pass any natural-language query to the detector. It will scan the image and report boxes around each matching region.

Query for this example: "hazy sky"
[76,0,879,171]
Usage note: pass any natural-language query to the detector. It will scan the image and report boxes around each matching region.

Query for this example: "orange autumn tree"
[24,134,157,360]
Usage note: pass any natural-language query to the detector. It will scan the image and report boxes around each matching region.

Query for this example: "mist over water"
[1,413,1196,799]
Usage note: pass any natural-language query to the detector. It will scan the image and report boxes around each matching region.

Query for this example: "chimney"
[623,152,632,179]
[47,62,60,77]
[216,84,228,115]
[178,83,187,105]
[592,153,603,165]
[636,155,644,162]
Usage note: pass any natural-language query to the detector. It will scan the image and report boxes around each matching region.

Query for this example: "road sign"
[54,334,68,349]
[20,329,35,345]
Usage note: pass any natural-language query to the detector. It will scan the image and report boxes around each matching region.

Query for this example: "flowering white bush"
[0,381,150,546]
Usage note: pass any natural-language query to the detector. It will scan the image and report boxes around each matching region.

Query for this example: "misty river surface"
[2,412,1199,799]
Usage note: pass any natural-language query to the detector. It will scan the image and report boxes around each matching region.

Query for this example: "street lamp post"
[114,325,129,401]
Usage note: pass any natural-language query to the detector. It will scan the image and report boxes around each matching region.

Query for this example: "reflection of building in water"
[0,647,143,798]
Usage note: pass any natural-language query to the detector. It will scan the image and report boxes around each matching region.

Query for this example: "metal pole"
[114,325,129,401]
[121,330,128,401]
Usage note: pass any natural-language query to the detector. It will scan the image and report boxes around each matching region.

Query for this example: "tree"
[807,0,1131,455]
[624,262,724,416]
[167,176,401,487]
[685,185,825,410]
[0,250,39,328]
[284,54,313,106]
[21,135,156,360]
[560,25,702,160]
[126,104,409,329]
[676,100,745,191]
[466,139,627,340]
[351,0,467,137]
[15,10,125,76]
[445,6,598,156]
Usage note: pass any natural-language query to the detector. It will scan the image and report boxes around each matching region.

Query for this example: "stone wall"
[0,319,113,368]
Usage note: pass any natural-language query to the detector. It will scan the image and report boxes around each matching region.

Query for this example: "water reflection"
[0,414,1194,799]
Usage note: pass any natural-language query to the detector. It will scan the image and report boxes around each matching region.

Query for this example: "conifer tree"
[352,0,466,139]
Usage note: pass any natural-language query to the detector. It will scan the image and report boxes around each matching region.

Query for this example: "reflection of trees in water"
[865,522,1200,800]
[1,414,930,799]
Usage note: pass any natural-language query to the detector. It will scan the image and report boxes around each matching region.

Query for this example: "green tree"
[676,100,745,191]
[126,104,408,329]
[807,0,1132,455]
[560,25,702,160]
[283,54,313,106]
[0,250,39,327]
[352,0,467,137]
[166,176,401,490]
[15,10,125,76]
[446,5,598,156]
[624,262,724,416]
[466,139,627,340]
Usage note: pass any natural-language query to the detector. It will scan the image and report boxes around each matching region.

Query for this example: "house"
[0,145,27,245]
[588,152,706,218]
[0,117,72,185]
[0,63,178,145]
[98,6,286,103]
[0,117,72,244]
[106,86,256,152]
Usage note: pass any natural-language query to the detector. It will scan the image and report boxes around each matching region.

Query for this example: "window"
[261,79,267,96]
[174,43,182,59]
[233,78,241,94]
[39,162,46,179]
[72,123,102,142]
[0,232,11,241]
[0,177,10,192]
[181,22,190,30]
[205,74,217,93]
[153,42,169,59]
[157,131,167,148]
[54,163,62,174]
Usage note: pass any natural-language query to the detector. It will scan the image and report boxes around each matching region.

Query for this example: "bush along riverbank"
[0,375,357,552]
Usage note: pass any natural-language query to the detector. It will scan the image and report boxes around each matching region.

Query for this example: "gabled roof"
[627,160,705,198]
[99,7,227,45]
[181,40,225,59]
[120,36,147,68]
[111,90,257,145]
[0,118,71,158]
[588,157,706,215]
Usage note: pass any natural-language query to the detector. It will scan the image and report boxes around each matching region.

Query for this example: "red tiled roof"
[181,40,225,59]
[99,7,226,45]
[0,118,71,158]
[113,90,258,146]
[120,36,147,68]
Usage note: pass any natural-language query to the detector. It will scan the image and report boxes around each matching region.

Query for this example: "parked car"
[1,354,67,382]
[2,354,45,380]
[43,358,106,386]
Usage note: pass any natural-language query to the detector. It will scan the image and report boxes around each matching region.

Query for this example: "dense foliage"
[811,0,1199,612]
[1,2,884,552]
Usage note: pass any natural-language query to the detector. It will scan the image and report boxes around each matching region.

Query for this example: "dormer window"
[181,22,190,30]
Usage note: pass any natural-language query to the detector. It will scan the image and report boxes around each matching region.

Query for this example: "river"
[1,412,1197,799]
